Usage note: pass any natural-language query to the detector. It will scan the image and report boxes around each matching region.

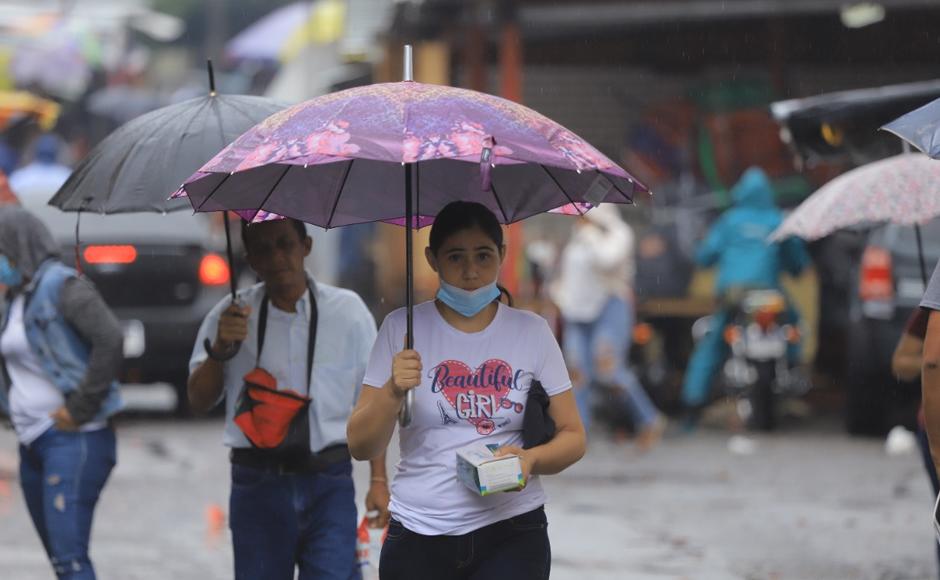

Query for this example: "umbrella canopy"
[174,81,647,226]
[226,0,345,62]
[771,153,940,283]
[882,96,940,159]
[50,93,288,214]
[173,78,648,425]
[770,79,940,165]
[0,91,60,131]
[771,153,940,242]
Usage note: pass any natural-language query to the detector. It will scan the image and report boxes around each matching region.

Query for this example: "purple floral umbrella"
[173,78,648,424]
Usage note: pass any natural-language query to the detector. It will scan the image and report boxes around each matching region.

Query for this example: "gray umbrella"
[49,62,288,309]
[50,97,288,213]
[882,96,940,159]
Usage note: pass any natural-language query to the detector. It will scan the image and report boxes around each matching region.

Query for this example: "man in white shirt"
[188,217,387,580]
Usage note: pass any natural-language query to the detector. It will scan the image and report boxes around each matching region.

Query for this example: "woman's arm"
[892,332,924,382]
[347,382,405,460]
[496,389,586,478]
[348,340,422,460]
[59,277,123,425]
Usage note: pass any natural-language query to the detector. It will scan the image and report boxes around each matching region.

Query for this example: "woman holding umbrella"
[347,201,586,580]
[0,205,123,580]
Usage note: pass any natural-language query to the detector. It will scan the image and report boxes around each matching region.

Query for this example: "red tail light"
[859,246,893,301]
[754,309,779,331]
[84,245,137,264]
[199,253,230,286]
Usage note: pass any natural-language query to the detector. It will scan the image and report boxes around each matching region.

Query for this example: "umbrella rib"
[250,164,292,222]
[539,165,585,216]
[607,175,634,204]
[489,178,510,223]
[195,173,231,212]
[325,159,354,229]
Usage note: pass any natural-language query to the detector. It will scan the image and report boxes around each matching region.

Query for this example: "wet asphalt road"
[0,413,934,580]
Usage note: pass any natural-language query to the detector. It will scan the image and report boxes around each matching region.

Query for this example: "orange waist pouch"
[234,368,311,450]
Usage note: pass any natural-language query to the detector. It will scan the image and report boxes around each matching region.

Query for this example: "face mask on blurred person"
[436,279,501,318]
[0,255,22,288]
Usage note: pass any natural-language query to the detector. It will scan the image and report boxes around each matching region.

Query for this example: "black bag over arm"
[522,380,556,449]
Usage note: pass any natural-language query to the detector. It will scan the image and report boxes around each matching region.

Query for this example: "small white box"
[456,443,524,496]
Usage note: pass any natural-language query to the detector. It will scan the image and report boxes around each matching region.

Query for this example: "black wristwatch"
[204,338,240,361]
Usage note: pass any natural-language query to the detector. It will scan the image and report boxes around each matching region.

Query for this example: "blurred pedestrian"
[347,201,586,580]
[680,168,809,426]
[9,133,71,201]
[187,217,387,580]
[0,205,123,580]
[551,203,665,449]
[891,307,940,578]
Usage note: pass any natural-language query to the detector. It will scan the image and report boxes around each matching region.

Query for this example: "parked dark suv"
[844,219,940,435]
[21,199,237,414]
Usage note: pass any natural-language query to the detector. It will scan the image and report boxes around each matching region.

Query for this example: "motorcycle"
[693,289,811,431]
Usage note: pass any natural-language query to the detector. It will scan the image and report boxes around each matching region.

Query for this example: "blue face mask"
[0,255,22,288]
[437,280,501,318]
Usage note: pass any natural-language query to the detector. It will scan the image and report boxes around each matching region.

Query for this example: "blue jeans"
[563,296,659,432]
[229,459,360,580]
[19,426,116,580]
[379,506,550,580]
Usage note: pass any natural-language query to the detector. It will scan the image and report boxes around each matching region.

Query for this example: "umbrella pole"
[74,211,83,276]
[74,197,91,276]
[916,223,929,286]
[399,162,415,427]
[398,43,416,427]
[223,211,237,301]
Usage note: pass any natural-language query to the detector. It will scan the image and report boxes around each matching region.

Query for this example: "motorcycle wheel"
[749,360,777,432]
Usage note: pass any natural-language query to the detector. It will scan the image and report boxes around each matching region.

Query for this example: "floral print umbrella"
[172,81,647,227]
[173,79,649,425]
[772,152,940,282]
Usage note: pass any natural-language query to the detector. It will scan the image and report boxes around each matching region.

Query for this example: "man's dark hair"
[240,218,308,251]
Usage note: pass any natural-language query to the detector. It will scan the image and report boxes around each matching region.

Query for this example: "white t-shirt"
[0,296,105,444]
[363,301,572,536]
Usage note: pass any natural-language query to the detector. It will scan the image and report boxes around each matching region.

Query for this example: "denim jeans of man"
[563,296,658,432]
[229,458,360,580]
[19,426,116,580]
[379,506,550,580]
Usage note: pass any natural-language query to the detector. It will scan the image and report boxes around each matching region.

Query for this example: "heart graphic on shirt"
[431,359,521,435]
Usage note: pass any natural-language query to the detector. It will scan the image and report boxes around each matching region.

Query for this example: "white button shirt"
[189,275,377,452]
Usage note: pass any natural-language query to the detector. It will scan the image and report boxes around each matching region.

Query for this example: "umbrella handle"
[203,337,241,361]
[400,390,415,426]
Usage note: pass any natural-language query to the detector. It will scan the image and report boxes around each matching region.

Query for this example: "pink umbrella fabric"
[771,153,940,242]
[172,81,648,227]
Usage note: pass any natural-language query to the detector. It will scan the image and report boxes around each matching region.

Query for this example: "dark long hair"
[429,201,513,306]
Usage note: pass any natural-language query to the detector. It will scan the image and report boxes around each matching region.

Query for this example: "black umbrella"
[51,65,287,216]
[770,79,940,165]
[49,62,288,302]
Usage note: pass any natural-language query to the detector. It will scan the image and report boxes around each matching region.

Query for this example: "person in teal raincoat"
[681,167,810,416]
